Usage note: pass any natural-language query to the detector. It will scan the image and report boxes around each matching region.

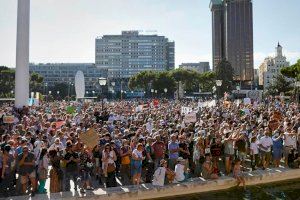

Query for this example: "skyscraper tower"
[210,0,254,82]
[210,0,224,71]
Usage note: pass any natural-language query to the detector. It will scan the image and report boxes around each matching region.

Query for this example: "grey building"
[29,63,108,93]
[95,31,175,79]
[210,0,254,82]
[179,62,210,73]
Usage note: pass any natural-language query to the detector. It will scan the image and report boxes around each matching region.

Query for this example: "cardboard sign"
[184,112,197,123]
[79,128,99,149]
[3,116,15,124]
[67,106,76,114]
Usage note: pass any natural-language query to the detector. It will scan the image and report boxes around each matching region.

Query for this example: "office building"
[29,63,108,93]
[259,43,290,89]
[179,62,210,73]
[210,0,254,82]
[95,31,174,79]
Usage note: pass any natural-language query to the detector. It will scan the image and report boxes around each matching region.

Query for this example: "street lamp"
[151,89,154,98]
[155,90,157,97]
[216,80,223,99]
[49,91,51,95]
[92,90,95,97]
[98,77,107,111]
[164,88,168,98]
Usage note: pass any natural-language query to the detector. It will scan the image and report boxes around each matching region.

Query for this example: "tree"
[198,71,216,92]
[215,60,234,98]
[30,72,44,93]
[50,82,69,99]
[266,73,293,96]
[281,59,300,80]
[152,71,176,96]
[0,66,15,97]
[128,71,156,92]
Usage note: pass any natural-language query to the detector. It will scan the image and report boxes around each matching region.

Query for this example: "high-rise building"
[259,43,290,89]
[210,0,254,82]
[179,62,210,73]
[95,31,174,92]
[95,31,175,79]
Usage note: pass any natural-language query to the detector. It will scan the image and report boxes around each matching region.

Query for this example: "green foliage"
[49,82,69,99]
[0,66,15,97]
[152,71,176,94]
[128,70,156,91]
[266,73,293,96]
[215,60,234,97]
[128,68,217,96]
[198,71,216,92]
[281,59,300,80]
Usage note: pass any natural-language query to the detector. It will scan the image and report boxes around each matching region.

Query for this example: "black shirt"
[64,151,79,172]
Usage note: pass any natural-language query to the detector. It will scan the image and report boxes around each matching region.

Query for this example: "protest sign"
[67,106,76,114]
[3,116,15,124]
[184,112,197,123]
[79,128,99,149]
[243,98,251,105]
[181,106,192,114]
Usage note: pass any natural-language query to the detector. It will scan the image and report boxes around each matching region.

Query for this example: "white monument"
[75,71,85,99]
[15,0,30,108]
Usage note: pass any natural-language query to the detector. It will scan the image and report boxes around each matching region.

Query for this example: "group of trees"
[0,66,44,98]
[128,69,215,97]
[128,59,235,98]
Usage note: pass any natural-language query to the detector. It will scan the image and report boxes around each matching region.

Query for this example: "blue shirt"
[168,142,179,159]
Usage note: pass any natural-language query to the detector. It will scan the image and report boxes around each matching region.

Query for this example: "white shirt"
[146,122,153,133]
[259,136,273,152]
[250,142,259,155]
[152,167,166,186]
[284,132,297,149]
[175,164,185,182]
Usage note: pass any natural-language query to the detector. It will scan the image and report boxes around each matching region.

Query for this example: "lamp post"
[164,88,168,98]
[92,90,95,97]
[154,90,157,98]
[98,77,107,111]
[151,89,154,98]
[216,80,223,99]
[111,81,115,99]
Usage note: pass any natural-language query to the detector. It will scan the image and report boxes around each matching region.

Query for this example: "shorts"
[20,171,36,184]
[237,152,246,161]
[261,151,271,160]
[224,154,234,160]
[284,146,293,158]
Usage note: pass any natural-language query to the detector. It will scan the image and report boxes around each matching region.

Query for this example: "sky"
[0,0,300,69]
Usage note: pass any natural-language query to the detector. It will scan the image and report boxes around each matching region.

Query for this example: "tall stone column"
[15,0,30,108]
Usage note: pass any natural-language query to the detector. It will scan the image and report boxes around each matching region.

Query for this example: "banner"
[79,128,99,149]
[184,112,197,123]
[3,116,15,124]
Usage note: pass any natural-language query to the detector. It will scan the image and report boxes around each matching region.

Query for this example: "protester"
[0,96,299,198]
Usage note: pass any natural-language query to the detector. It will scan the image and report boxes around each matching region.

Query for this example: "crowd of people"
[0,97,300,197]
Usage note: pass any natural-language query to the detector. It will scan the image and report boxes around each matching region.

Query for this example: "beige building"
[259,43,289,89]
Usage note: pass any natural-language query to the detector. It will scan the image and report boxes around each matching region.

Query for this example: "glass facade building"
[210,0,254,82]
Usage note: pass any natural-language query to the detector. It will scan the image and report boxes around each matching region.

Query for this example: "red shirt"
[152,141,165,159]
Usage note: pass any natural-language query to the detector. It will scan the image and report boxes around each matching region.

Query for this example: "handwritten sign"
[3,116,15,124]
[184,112,197,123]
[79,128,99,149]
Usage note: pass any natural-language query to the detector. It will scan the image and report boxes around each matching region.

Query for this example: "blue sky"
[0,0,299,68]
